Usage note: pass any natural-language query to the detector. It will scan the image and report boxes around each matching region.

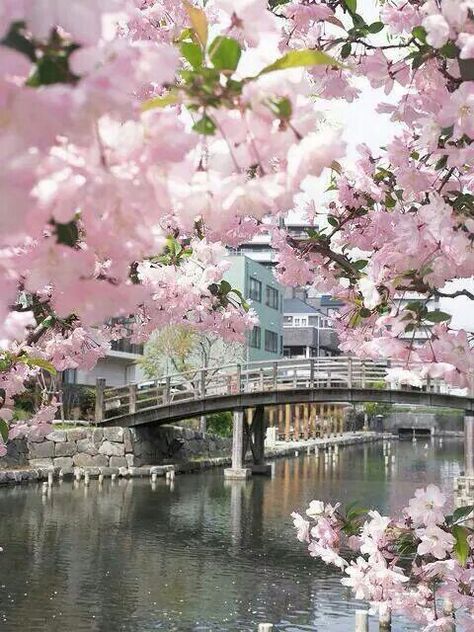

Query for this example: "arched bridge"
[96,357,474,427]
[95,357,474,479]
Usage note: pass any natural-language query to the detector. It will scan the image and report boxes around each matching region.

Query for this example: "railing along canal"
[95,357,450,423]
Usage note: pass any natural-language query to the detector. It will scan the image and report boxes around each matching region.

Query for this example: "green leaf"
[367,21,384,34]
[192,114,216,135]
[385,194,396,209]
[30,53,74,85]
[435,155,448,170]
[259,49,339,76]
[176,28,194,43]
[405,301,425,314]
[1,21,36,61]
[54,220,79,247]
[141,92,179,112]
[181,41,203,68]
[440,41,458,59]
[452,525,470,566]
[412,26,427,44]
[341,42,352,59]
[327,215,339,228]
[25,357,57,376]
[268,97,292,119]
[353,259,368,271]
[343,0,357,13]
[183,0,208,47]
[219,280,232,294]
[40,315,55,329]
[425,310,451,323]
[209,36,241,71]
[0,419,8,444]
[452,505,474,523]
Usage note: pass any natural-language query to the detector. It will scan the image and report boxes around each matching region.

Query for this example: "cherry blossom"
[416,525,456,559]
[406,485,447,527]
[293,487,474,631]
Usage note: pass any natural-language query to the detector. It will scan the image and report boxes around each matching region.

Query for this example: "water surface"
[0,438,463,631]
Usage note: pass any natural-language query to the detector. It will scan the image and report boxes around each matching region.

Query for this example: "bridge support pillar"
[454,415,474,508]
[251,405,271,476]
[224,409,251,480]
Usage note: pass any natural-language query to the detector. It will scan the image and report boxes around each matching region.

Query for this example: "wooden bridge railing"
[95,356,453,423]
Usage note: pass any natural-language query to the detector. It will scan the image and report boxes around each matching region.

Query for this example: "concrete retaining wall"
[383,411,463,434]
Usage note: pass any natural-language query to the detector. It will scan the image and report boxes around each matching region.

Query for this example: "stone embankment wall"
[383,411,463,434]
[2,425,231,472]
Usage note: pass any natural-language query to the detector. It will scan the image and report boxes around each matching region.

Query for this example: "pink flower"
[439,82,474,139]
[308,541,347,569]
[291,511,310,543]
[381,1,419,34]
[0,311,35,348]
[287,130,346,188]
[360,511,391,558]
[211,0,280,46]
[359,277,381,310]
[306,500,325,519]
[24,0,126,45]
[416,526,455,560]
[457,33,474,59]
[310,516,339,548]
[422,14,451,49]
[405,485,446,527]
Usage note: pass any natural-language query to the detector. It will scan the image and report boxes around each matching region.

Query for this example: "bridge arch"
[95,357,474,479]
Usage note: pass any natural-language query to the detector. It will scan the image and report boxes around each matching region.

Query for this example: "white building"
[63,339,144,388]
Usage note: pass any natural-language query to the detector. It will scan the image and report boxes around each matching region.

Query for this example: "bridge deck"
[95,358,474,427]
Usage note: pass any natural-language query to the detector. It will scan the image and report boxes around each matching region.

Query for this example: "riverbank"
[0,431,390,486]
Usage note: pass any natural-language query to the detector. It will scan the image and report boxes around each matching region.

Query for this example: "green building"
[225,255,284,362]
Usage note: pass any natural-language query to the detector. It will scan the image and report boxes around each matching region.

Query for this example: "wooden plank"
[294,404,300,440]
[285,404,291,441]
[303,404,309,440]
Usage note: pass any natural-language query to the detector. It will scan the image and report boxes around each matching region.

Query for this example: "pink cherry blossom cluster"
[292,485,474,632]
[0,0,474,442]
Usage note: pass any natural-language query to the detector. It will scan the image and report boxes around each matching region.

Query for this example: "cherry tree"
[292,485,474,631]
[0,0,473,454]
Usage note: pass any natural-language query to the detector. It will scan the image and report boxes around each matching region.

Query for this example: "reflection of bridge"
[95,357,474,479]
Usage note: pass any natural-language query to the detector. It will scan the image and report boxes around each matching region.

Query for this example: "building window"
[249,326,261,349]
[293,316,308,327]
[62,369,77,384]
[111,339,144,355]
[249,277,262,302]
[280,335,283,354]
[265,285,279,309]
[265,329,278,353]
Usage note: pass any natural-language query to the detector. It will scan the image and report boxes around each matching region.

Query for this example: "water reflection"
[0,438,463,631]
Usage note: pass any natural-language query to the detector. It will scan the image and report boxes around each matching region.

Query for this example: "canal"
[0,438,463,631]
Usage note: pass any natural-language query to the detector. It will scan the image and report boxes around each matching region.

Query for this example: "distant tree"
[139,325,245,379]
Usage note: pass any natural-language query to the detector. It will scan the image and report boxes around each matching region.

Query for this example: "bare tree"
[139,325,245,435]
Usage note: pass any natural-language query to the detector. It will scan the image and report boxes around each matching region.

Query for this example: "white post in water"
[355,610,369,632]
[442,598,455,632]
[464,414,474,477]
[224,409,251,479]
[258,625,274,632]
[379,609,392,631]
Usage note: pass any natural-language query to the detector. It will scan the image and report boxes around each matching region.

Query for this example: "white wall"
[76,357,139,387]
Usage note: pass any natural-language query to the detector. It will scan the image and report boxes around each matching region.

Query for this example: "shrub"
[206,411,233,437]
